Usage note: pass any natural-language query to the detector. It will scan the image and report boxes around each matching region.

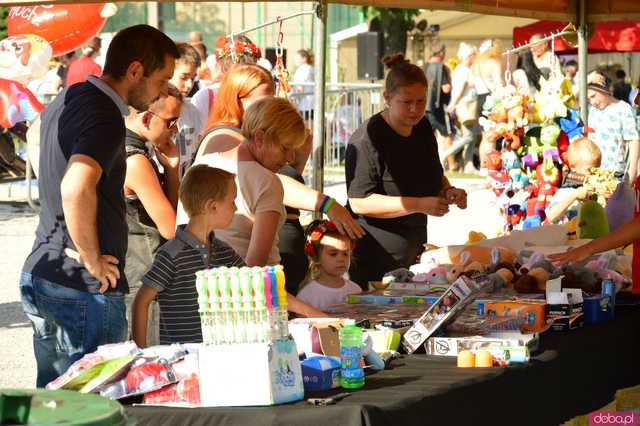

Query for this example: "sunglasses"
[148,110,179,129]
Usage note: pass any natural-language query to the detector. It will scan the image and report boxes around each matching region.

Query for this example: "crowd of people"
[18,23,640,389]
[428,35,640,176]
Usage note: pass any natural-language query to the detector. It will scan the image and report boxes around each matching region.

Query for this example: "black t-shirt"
[125,129,162,229]
[22,81,128,293]
[279,164,305,217]
[345,112,443,265]
[425,62,451,112]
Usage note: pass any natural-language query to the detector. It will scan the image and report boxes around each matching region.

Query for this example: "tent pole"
[578,0,588,124]
[312,0,327,213]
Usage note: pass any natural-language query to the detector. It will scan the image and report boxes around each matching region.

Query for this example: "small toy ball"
[475,350,494,368]
[457,350,476,368]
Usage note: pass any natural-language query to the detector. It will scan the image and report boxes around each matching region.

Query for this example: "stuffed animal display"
[480,73,591,236]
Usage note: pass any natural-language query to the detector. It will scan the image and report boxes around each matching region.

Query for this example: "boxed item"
[424,332,539,357]
[300,355,341,392]
[198,339,304,407]
[289,318,345,357]
[401,277,480,354]
[480,300,547,332]
[548,313,584,331]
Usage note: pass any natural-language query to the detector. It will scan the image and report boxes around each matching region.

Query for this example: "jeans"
[20,272,127,387]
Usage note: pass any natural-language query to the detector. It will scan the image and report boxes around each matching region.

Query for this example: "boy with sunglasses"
[122,83,184,345]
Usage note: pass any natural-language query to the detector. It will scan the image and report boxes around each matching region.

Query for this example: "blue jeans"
[20,272,127,387]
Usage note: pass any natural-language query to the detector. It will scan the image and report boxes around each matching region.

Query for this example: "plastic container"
[339,322,365,389]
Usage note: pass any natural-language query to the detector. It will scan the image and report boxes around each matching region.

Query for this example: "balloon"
[0,34,52,84]
[8,3,117,57]
[0,78,43,128]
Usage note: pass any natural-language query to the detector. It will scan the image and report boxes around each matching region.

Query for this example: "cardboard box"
[300,355,340,392]
[481,300,547,333]
[289,319,345,357]
[346,293,440,305]
[199,339,304,406]
[424,332,539,357]
[401,277,480,354]
[548,313,584,331]
[583,295,614,325]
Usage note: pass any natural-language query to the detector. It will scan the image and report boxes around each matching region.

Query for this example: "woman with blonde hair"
[195,65,362,294]
[190,96,324,317]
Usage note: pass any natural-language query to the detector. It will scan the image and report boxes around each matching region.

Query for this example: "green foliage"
[0,7,8,40]
[361,7,420,57]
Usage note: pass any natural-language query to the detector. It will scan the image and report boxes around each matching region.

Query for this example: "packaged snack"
[46,353,106,390]
[143,374,201,406]
[100,359,177,400]
[47,341,141,390]
[79,355,137,394]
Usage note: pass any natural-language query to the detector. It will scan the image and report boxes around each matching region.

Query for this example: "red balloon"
[0,78,43,128]
[8,4,114,57]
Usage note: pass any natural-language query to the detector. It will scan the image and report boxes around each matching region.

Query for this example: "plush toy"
[556,131,570,165]
[605,182,634,233]
[531,76,573,123]
[585,252,625,289]
[502,150,520,171]
[577,200,609,239]
[484,151,503,171]
[412,266,449,285]
[536,160,562,187]
[522,198,545,229]
[487,170,511,197]
[513,267,550,293]
[540,123,561,162]
[555,109,586,141]
[521,127,543,169]
[466,231,487,245]
[482,268,515,292]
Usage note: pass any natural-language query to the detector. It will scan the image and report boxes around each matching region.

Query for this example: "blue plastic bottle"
[339,320,365,389]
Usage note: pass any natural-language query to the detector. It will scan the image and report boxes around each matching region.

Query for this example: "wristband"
[318,195,330,213]
[322,197,336,215]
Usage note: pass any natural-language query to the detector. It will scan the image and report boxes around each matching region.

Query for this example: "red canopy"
[513,20,640,53]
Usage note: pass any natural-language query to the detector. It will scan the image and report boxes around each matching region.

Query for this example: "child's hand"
[576,185,592,201]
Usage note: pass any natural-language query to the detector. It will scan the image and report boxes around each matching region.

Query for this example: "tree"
[361,7,420,57]
[0,7,8,40]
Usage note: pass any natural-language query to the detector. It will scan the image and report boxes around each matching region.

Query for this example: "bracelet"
[322,197,336,215]
[318,195,330,213]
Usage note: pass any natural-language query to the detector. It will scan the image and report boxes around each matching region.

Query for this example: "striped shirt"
[143,226,244,344]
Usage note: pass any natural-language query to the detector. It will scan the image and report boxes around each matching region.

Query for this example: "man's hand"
[444,187,467,209]
[326,202,365,240]
[65,248,120,293]
[154,141,180,170]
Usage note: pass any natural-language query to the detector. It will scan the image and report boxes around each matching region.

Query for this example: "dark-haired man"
[21,25,179,387]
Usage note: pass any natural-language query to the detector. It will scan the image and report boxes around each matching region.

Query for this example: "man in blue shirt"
[20,25,179,387]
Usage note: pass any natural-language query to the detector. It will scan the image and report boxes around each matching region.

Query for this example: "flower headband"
[216,39,262,62]
[304,220,339,262]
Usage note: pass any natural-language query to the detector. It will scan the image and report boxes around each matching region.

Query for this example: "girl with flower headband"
[190,35,261,131]
[296,220,362,311]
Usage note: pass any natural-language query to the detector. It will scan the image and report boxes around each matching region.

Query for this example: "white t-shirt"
[179,152,286,264]
[175,101,204,176]
[293,63,314,112]
[297,279,362,311]
[190,84,220,132]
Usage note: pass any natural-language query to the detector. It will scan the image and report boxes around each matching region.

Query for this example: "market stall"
[2,2,640,426]
[127,305,640,426]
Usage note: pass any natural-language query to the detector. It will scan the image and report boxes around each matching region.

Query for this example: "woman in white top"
[446,43,479,174]
[293,49,315,121]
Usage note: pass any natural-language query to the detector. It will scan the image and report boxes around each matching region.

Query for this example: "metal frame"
[224,2,328,196]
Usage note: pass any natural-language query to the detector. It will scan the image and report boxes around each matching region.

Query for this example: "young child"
[297,220,362,311]
[132,165,244,347]
[546,137,603,224]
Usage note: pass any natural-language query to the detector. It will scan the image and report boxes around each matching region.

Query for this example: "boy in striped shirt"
[132,165,244,347]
